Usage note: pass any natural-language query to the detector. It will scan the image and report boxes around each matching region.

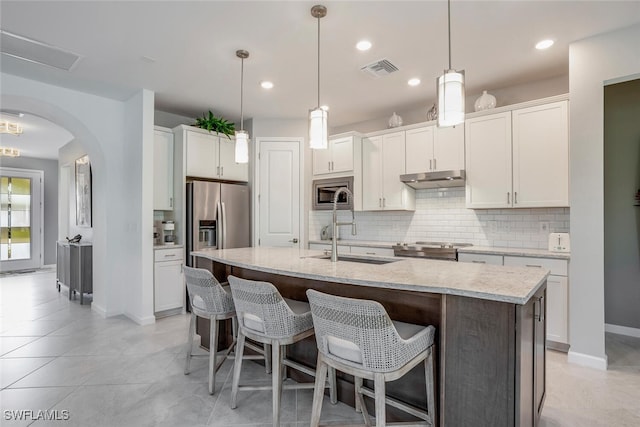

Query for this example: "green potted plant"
[193,110,235,138]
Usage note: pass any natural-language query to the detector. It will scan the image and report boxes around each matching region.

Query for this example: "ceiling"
[1,1,640,158]
[0,112,73,160]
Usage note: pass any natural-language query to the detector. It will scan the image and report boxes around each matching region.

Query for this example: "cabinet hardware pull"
[433,158,437,170]
[164,254,176,257]
[328,161,331,171]
[472,260,486,264]
[429,159,432,170]
[220,166,224,176]
[383,198,386,207]
[507,192,510,204]
[216,166,220,176]
[525,264,542,268]
[379,198,382,207]
[539,296,545,322]
[331,161,334,170]
[169,197,173,208]
[514,191,518,204]
[366,252,375,255]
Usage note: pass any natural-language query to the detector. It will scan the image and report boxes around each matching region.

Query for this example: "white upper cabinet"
[153,127,175,211]
[363,132,415,211]
[180,126,248,182]
[465,99,569,209]
[465,112,513,208]
[312,135,358,176]
[405,125,464,174]
[512,101,569,207]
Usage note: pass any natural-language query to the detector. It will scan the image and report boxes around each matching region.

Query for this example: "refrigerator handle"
[221,202,227,249]
[216,201,222,249]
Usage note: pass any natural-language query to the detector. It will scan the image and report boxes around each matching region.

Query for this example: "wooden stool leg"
[374,373,386,427]
[310,355,328,427]
[264,343,272,374]
[425,347,436,425]
[272,343,282,427]
[208,316,219,395]
[230,332,246,409]
[184,312,196,375]
[329,366,337,404]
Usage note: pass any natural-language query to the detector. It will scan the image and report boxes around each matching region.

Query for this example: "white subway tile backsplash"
[309,188,569,249]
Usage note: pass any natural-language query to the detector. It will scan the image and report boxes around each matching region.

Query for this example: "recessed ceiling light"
[261,81,274,89]
[320,105,329,111]
[356,40,372,51]
[535,39,554,50]
[408,78,421,86]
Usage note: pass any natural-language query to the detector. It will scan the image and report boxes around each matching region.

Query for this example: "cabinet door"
[405,126,434,174]
[381,131,408,210]
[218,138,249,182]
[330,136,354,173]
[512,101,569,207]
[186,131,218,179]
[153,129,174,210]
[534,287,546,424]
[458,253,503,265]
[312,145,333,175]
[465,112,512,208]
[546,275,568,344]
[433,124,464,171]
[154,260,184,312]
[362,136,384,210]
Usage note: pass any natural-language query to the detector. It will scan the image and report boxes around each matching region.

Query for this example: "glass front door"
[0,168,42,272]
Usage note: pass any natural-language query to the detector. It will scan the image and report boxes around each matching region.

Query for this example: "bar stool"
[306,289,437,427]
[183,266,267,395]
[227,275,336,426]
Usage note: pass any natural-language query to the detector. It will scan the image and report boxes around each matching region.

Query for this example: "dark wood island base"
[194,255,546,427]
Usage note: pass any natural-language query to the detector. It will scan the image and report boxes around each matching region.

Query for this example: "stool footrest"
[359,386,431,424]
[282,358,316,378]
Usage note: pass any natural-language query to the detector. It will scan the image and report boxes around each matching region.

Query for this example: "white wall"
[568,23,640,370]
[331,75,569,134]
[1,73,154,325]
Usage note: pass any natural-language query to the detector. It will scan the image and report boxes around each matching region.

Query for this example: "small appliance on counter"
[548,233,570,252]
[162,220,176,245]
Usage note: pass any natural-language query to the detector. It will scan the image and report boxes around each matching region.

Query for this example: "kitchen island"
[192,247,549,427]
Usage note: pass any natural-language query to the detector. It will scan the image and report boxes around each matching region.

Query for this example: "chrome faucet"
[331,187,357,262]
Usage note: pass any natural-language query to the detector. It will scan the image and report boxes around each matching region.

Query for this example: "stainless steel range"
[392,242,473,261]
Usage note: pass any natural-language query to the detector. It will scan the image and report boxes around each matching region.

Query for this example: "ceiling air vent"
[0,30,81,71]
[360,58,399,78]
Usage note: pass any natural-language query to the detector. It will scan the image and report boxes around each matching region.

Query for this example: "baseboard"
[91,303,108,318]
[567,350,608,370]
[605,323,640,338]
[124,311,156,326]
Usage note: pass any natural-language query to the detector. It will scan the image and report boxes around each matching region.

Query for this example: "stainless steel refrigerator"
[186,180,251,267]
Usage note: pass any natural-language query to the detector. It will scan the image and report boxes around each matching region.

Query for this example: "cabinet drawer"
[458,253,504,265]
[155,247,184,262]
[350,246,395,257]
[503,256,567,276]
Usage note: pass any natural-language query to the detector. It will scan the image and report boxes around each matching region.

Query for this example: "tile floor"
[1,269,639,426]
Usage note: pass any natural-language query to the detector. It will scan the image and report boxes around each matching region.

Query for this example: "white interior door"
[1,167,43,271]
[257,139,302,247]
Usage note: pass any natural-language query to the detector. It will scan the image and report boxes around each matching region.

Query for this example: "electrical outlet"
[539,222,550,233]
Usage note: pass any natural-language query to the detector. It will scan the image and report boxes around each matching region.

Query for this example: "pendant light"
[437,0,465,127]
[309,5,328,150]
[235,49,249,163]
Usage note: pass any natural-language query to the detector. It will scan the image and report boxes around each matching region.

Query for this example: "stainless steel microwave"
[312,176,354,210]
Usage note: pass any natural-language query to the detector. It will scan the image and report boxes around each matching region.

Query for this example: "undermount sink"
[304,253,399,265]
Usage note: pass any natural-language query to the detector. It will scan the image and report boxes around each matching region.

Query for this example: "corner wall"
[568,23,640,369]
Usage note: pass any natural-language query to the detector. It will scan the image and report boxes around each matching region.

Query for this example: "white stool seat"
[307,289,437,427]
[228,276,336,427]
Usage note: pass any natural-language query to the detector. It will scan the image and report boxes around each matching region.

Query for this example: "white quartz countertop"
[457,246,570,260]
[191,247,549,305]
[154,244,184,249]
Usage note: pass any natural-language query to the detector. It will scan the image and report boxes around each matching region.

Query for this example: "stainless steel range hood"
[400,170,465,189]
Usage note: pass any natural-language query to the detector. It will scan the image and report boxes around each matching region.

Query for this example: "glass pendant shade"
[234,130,249,163]
[437,70,465,127]
[309,107,328,149]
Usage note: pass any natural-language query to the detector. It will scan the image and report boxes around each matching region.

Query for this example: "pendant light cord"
[240,56,244,131]
[317,14,321,108]
[447,0,452,70]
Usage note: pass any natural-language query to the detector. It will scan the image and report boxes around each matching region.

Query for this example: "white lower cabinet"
[460,252,569,349]
[458,253,503,265]
[309,242,350,254]
[154,248,184,315]
[349,246,395,257]
[503,256,569,349]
